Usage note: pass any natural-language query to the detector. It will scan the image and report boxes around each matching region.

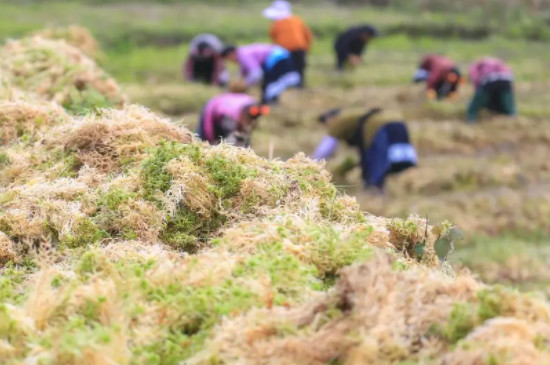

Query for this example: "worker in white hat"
[263,0,313,87]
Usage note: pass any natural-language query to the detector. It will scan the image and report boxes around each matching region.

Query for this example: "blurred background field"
[1,0,550,291]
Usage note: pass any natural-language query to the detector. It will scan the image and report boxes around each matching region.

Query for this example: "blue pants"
[361,123,417,188]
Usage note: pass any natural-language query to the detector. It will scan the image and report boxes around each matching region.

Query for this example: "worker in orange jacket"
[263,0,313,87]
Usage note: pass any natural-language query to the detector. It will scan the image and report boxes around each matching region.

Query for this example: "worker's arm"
[312,136,339,161]
[245,68,264,86]
[239,53,263,86]
[413,69,430,83]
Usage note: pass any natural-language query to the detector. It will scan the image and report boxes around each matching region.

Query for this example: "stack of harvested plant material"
[0,36,124,113]
[32,25,101,59]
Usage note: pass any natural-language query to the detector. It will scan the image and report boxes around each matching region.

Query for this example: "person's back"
[270,15,312,52]
[313,108,416,189]
[199,92,256,144]
[469,58,512,88]
[235,44,276,77]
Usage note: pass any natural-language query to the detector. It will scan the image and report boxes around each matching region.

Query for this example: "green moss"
[62,218,109,248]
[444,303,477,344]
[141,142,201,202]
[204,155,257,198]
[234,241,321,304]
[76,250,102,276]
[0,216,13,236]
[387,217,427,259]
[0,153,9,168]
[98,188,136,211]
[477,286,507,321]
[59,153,80,178]
[63,86,117,115]
[305,225,374,278]
[0,303,23,339]
[161,208,225,252]
[141,279,260,363]
[42,219,60,242]
[0,263,31,304]
[121,228,139,240]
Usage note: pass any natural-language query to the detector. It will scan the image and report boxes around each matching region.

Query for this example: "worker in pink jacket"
[467,57,516,123]
[221,43,300,103]
[197,87,270,147]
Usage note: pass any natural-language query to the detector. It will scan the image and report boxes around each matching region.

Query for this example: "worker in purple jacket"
[197,83,270,147]
[221,43,301,104]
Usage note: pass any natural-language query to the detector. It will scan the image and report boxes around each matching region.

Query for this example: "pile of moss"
[32,25,101,59]
[0,35,124,114]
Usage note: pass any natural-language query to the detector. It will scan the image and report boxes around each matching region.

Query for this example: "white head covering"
[262,0,292,21]
[189,34,223,54]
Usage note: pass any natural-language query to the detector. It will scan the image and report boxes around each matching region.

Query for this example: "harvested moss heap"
[1,29,550,365]
[0,34,124,114]
[32,25,101,59]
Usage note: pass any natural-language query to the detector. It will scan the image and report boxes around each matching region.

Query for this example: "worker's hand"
[448,92,458,101]
[348,55,362,67]
[426,89,437,100]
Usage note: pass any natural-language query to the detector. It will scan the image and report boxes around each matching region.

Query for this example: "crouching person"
[183,34,228,86]
[334,25,378,70]
[197,84,270,147]
[467,57,516,123]
[312,108,417,192]
[414,54,463,100]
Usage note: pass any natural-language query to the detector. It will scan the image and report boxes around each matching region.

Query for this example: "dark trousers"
[192,57,215,84]
[467,80,515,122]
[336,52,347,70]
[361,123,415,188]
[290,50,306,88]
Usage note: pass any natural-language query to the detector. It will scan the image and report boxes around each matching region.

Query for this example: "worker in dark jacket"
[312,108,417,191]
[414,54,462,100]
[183,34,228,86]
[334,25,378,70]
